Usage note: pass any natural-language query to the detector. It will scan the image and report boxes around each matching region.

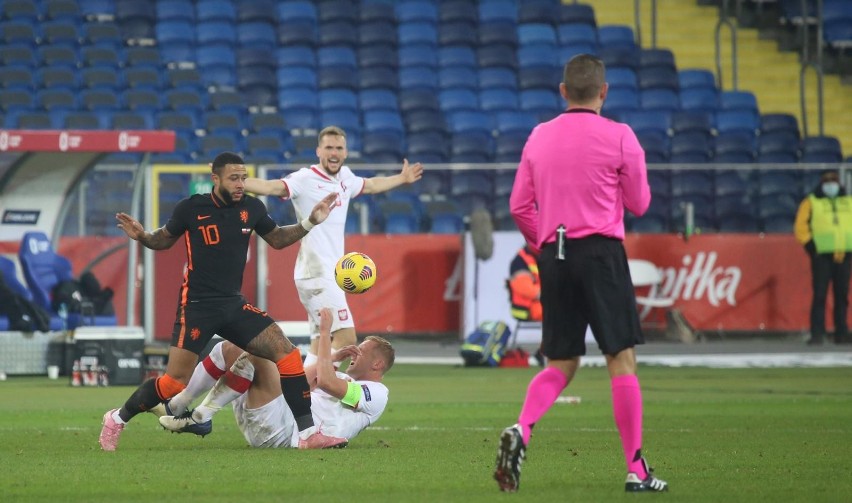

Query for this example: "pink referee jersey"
[509,109,650,251]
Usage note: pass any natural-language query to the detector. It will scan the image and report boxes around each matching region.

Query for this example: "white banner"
[462,231,594,346]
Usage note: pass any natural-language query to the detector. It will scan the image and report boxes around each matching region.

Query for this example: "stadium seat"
[607,68,638,90]
[679,88,719,115]
[360,89,399,113]
[319,0,358,24]
[399,22,438,47]
[800,136,843,163]
[679,69,717,91]
[18,232,116,328]
[479,89,519,113]
[196,0,236,23]
[407,132,449,162]
[451,131,494,162]
[518,23,558,47]
[720,90,759,114]
[277,23,318,48]
[639,48,676,71]
[399,89,440,114]
[277,67,318,92]
[451,171,494,199]
[599,46,640,71]
[399,44,439,69]
[624,110,671,139]
[238,21,277,49]
[477,45,518,70]
[439,21,478,47]
[439,46,477,69]
[404,109,447,135]
[479,68,518,91]
[397,1,438,24]
[636,132,670,163]
[495,111,538,136]
[362,132,404,162]
[640,89,680,112]
[398,67,439,92]
[598,25,637,50]
[714,132,756,163]
[439,66,479,91]
[320,21,359,48]
[430,213,465,234]
[670,111,715,137]
[716,110,760,138]
[359,45,397,70]
[495,132,529,162]
[558,3,597,27]
[384,213,420,234]
[359,67,398,92]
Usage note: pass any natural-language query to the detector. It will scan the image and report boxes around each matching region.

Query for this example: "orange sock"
[155,374,186,401]
[276,348,305,377]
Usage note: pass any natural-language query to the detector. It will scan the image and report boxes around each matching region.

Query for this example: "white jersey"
[282,165,365,280]
[233,372,389,448]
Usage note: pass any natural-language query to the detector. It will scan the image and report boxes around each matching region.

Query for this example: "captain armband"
[341,381,363,408]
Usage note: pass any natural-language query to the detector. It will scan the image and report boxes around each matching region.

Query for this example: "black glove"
[805,240,816,256]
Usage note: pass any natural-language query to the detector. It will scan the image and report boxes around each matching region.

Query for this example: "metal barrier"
[715,0,739,90]
[799,0,826,137]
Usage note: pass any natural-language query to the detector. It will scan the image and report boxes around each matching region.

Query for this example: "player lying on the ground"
[156,308,394,448]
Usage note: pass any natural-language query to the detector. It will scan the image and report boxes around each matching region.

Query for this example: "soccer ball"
[334,252,377,294]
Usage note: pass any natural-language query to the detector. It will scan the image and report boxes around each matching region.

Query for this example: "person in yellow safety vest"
[507,245,542,322]
[794,169,852,345]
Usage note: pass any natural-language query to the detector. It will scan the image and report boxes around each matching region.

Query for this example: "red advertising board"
[0,233,824,336]
[0,130,175,152]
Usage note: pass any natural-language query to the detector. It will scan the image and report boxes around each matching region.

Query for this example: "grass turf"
[1,365,851,502]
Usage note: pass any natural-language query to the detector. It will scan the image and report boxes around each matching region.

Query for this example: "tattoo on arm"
[139,228,178,250]
[262,224,309,249]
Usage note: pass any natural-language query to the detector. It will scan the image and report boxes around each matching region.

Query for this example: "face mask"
[822,182,840,198]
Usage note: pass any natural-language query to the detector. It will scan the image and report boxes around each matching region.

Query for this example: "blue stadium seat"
[277,22,318,47]
[714,132,756,163]
[679,88,718,115]
[404,110,447,135]
[237,0,276,24]
[519,1,558,25]
[359,44,397,71]
[196,21,237,46]
[447,110,492,135]
[362,132,404,162]
[19,231,116,328]
[319,67,359,90]
[278,88,319,114]
[477,45,518,70]
[277,1,317,25]
[639,48,676,71]
[640,89,679,112]
[399,67,439,92]
[518,23,558,47]
[599,46,640,71]
[679,69,717,90]
[495,111,538,136]
[360,67,398,91]
[397,1,439,24]
[407,132,449,162]
[440,1,478,26]
[624,110,671,138]
[495,132,529,162]
[384,213,420,234]
[759,131,801,159]
[479,67,518,91]
[451,131,494,162]
[318,46,358,70]
[716,110,760,138]
[440,88,479,113]
[451,171,494,199]
[277,46,316,69]
[760,113,800,139]
[319,89,358,112]
[479,1,519,25]
[320,109,361,134]
[439,21,478,47]
[598,25,636,50]
[758,170,802,197]
[607,68,638,90]
[801,136,843,163]
[320,21,358,48]
[238,21,277,49]
[399,22,438,47]
[670,111,714,136]
[714,170,752,198]
[318,0,358,24]
[519,89,561,117]
[479,88,519,113]
[439,46,477,68]
[670,133,713,163]
[430,213,465,234]
[277,67,318,92]
[363,110,405,138]
[557,23,598,47]
[399,89,440,114]
[439,66,478,91]
[359,20,397,47]
[238,47,276,72]
[360,89,399,113]
[636,132,669,163]
[559,3,596,27]
[638,67,679,92]
[196,0,236,23]
[720,90,759,114]
[400,44,439,69]
[602,88,640,118]
[158,0,194,23]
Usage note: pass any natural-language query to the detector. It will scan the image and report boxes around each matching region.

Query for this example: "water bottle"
[58,303,68,331]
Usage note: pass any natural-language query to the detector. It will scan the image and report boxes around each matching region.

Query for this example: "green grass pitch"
[1,364,851,502]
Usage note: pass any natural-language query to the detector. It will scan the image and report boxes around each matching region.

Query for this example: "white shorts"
[232,394,297,448]
[296,276,355,338]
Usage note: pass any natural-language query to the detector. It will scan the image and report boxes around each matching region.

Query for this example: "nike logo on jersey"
[197,215,212,220]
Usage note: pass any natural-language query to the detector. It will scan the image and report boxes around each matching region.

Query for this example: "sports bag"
[460,320,512,367]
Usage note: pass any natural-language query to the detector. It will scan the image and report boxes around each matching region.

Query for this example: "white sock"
[111,410,125,424]
[302,351,318,367]
[170,343,226,415]
[193,353,254,423]
[298,426,317,439]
